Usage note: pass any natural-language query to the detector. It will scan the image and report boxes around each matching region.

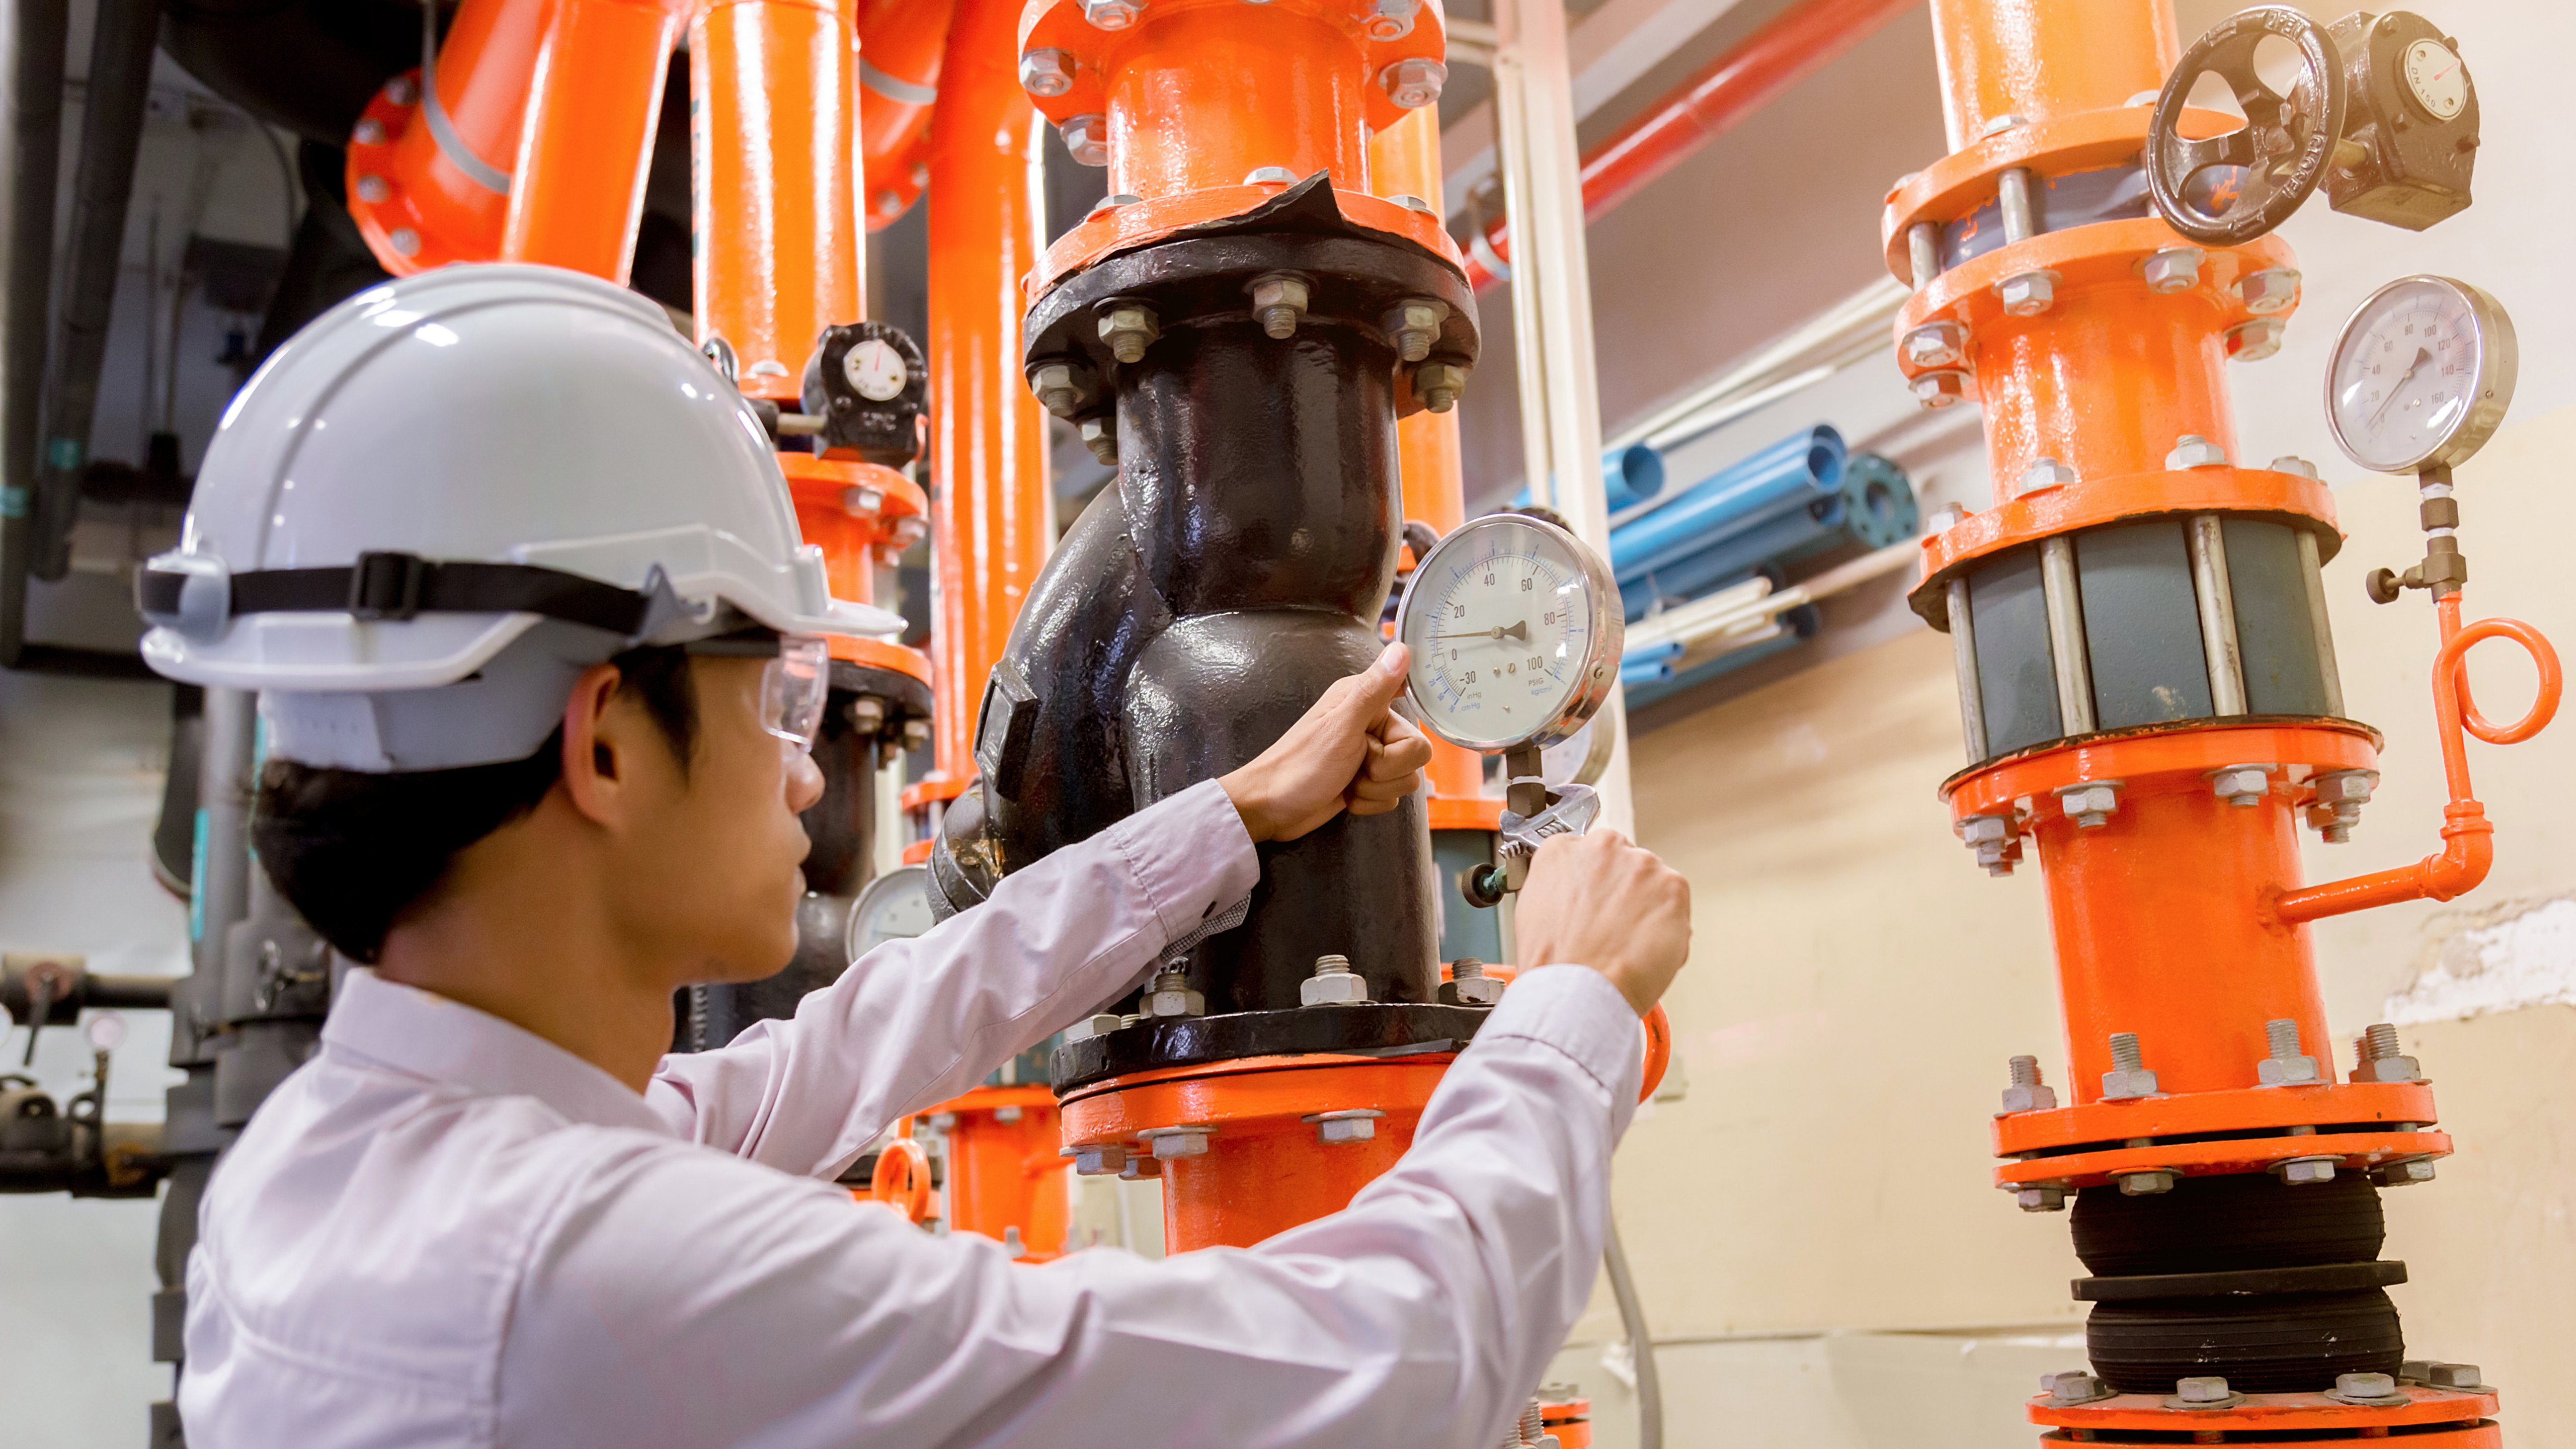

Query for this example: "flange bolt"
[1911,370,1969,409]
[2352,1020,2424,1083]
[2055,779,2118,829]
[1995,270,2056,316]
[1082,0,1141,30]
[1140,1125,1212,1159]
[2258,1017,2323,1085]
[1141,966,1201,1018]
[1098,302,1160,363]
[2240,266,2302,315]
[2041,1371,2109,1405]
[1383,297,1450,363]
[2175,1377,2233,1404]
[1999,1055,2056,1113]
[355,174,390,205]
[2020,456,2078,494]
[1249,272,1311,339]
[1078,416,1118,466]
[2166,434,2229,470]
[2210,763,2271,807]
[1063,1143,1129,1175]
[1440,957,1505,1007]
[2102,1031,2159,1099]
[1301,953,1369,1006]
[1413,359,1470,414]
[2227,317,2286,362]
[1381,56,1446,108]
[2014,1183,2067,1213]
[1027,360,1096,419]
[2330,1372,2405,1404]
[1060,113,1109,167]
[1901,321,1966,370]
[1018,48,1074,97]
[2142,246,2205,294]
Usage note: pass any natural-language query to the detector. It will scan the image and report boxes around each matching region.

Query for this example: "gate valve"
[2321,10,2481,230]
[2145,7,2346,246]
[799,321,929,466]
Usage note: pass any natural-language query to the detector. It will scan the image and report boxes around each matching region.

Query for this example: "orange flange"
[2043,1428,2498,1449]
[933,1083,1072,1260]
[857,0,956,229]
[1995,1079,2439,1156]
[1059,1055,1451,1252]
[2033,1386,2497,1437]
[343,0,548,275]
[1994,1128,2449,1192]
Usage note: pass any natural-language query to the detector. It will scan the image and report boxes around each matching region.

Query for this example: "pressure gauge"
[1393,512,1621,753]
[2401,38,2468,121]
[846,864,935,961]
[2325,276,2516,474]
[842,337,909,403]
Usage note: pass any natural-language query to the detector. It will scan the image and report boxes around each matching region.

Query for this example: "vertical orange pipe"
[505,0,688,279]
[925,0,1053,785]
[690,0,866,400]
[1102,8,1374,199]
[1924,0,2174,147]
[1372,107,1481,804]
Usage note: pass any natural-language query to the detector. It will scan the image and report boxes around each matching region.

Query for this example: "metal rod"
[2295,526,2345,717]
[1997,166,2036,244]
[2188,514,2248,716]
[0,0,69,664]
[1907,221,1940,287]
[1947,576,1989,761]
[2038,534,2096,735]
[1601,1216,1664,1449]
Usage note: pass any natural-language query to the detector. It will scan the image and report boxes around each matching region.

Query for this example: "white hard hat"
[137,263,904,772]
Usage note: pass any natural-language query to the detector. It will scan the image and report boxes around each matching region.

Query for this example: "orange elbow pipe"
[2274,594,2558,926]
[858,0,955,229]
[345,0,549,274]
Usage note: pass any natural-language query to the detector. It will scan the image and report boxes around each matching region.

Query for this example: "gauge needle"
[1430,621,1529,642]
[2368,347,2430,428]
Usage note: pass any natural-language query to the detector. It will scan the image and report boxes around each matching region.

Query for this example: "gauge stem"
[1504,743,1548,817]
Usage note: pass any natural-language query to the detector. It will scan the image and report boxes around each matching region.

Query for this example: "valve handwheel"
[2146,7,2347,246]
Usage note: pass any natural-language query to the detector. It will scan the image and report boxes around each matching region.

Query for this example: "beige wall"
[1579,398,2576,1446]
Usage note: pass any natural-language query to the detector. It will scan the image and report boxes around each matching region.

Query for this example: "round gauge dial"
[1394,512,1621,753]
[846,863,935,962]
[2325,275,2516,474]
[842,337,909,403]
[2401,38,2467,121]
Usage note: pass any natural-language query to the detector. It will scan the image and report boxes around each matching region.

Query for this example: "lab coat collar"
[320,968,673,1137]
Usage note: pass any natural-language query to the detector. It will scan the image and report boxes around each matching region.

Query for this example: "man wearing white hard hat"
[142,264,1693,1449]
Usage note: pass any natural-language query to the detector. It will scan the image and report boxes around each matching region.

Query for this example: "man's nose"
[785,747,826,812]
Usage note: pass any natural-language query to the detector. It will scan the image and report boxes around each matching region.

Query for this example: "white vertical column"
[1491,0,1634,837]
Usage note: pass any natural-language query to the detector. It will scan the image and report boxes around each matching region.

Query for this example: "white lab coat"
[177,779,1644,1447]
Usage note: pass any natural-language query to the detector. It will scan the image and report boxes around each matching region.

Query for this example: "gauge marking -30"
[1393,512,1622,753]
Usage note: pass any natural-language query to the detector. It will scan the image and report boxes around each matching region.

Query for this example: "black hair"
[253,646,699,963]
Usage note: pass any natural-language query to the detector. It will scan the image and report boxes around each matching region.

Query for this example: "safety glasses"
[684,631,831,754]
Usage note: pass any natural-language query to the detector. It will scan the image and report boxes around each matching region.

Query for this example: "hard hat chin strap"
[139,551,672,641]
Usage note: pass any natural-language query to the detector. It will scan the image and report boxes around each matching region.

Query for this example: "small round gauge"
[2401,38,2468,122]
[846,863,935,962]
[2325,276,2516,474]
[842,337,909,402]
[1393,512,1621,753]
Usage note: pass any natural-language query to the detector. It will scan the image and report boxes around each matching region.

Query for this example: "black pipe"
[28,0,164,583]
[159,0,423,147]
[0,0,67,666]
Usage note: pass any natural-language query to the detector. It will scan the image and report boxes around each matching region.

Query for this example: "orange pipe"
[689,0,866,401]
[925,0,1053,785]
[504,0,687,279]
[857,0,954,227]
[1973,293,2238,508]
[1102,6,1373,200]
[1372,106,1482,804]
[1924,0,2174,148]
[939,1088,1071,1259]
[2274,596,2560,925]
[347,0,547,273]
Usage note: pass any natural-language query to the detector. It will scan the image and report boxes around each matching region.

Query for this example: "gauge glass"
[1395,513,1620,752]
[2325,276,2515,474]
[2401,39,2467,121]
[843,338,908,402]
[846,864,935,961]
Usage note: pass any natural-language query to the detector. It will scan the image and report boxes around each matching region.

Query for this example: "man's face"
[606,657,825,986]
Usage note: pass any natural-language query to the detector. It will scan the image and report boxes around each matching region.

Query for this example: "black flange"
[1051,1001,1493,1093]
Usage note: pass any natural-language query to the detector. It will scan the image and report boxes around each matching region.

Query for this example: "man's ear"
[558,662,630,826]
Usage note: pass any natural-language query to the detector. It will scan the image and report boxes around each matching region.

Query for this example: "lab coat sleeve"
[642,778,1260,1176]
[499,963,1644,1449]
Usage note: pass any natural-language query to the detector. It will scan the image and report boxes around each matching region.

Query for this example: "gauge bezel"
[2324,275,2518,475]
[1393,511,1623,753]
[845,862,932,962]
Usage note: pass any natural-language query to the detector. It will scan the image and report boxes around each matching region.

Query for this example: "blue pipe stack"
[1514,443,1669,513]
[1609,426,1917,623]
[1624,605,1824,710]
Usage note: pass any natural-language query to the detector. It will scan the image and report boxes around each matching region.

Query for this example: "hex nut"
[1082,0,1140,29]
[1995,270,2055,316]
[2142,246,2205,294]
[1065,1143,1129,1175]
[1902,321,1967,369]
[353,118,387,147]
[994,1105,1023,1123]
[1413,359,1470,413]
[1142,1125,1212,1159]
[1305,1109,1385,1145]
[2118,1169,2178,1196]
[1064,1012,1123,1043]
[2042,1371,2110,1405]
[1911,369,1969,409]
[2274,1156,2339,1185]
[2354,1053,2425,1084]
[1018,48,1074,97]
[1242,165,1296,186]
[355,173,390,204]
[2021,456,2078,493]
[1383,298,1450,364]
[2331,1372,2403,1404]
[2167,434,2229,470]
[1098,303,1160,363]
[2057,782,2119,829]
[2271,454,2321,479]
[1439,970,1505,1007]
[2227,317,2287,362]
[1249,272,1312,339]
[2175,1377,2234,1405]
[2015,1185,2067,1213]
[1141,969,1201,1018]
[2425,1363,2485,1390]
[388,227,422,258]
[1060,112,1110,167]
[1300,961,1370,1007]
[2259,1053,2324,1086]
[2211,765,2271,806]
[2312,770,2378,807]
[385,76,417,106]
[1381,57,1446,109]
[2240,266,2302,315]
[1959,814,2013,847]
[1365,0,1419,39]
[1028,361,1094,418]
[1999,1083,2058,1114]
[2374,1158,2437,1187]
[2101,1068,2161,1100]
[1117,1154,1161,1179]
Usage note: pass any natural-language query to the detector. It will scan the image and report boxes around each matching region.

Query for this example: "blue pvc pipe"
[1623,605,1823,710]
[1617,638,1682,676]
[1620,656,1674,688]
[1513,443,1669,513]
[1620,498,1843,621]
[1609,425,1844,584]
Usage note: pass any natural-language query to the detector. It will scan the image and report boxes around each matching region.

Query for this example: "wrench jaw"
[1495,782,1601,892]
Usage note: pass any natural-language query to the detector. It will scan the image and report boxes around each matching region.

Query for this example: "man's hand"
[1512,829,1691,1017]
[1221,644,1436,843]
